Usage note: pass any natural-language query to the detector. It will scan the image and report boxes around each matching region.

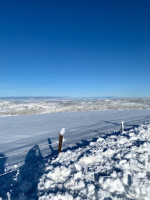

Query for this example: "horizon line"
[0,95,150,99]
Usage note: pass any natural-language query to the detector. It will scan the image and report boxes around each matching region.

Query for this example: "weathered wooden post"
[58,128,65,154]
[121,121,124,133]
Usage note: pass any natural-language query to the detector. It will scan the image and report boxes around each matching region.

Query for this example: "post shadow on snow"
[86,120,124,133]
[102,120,120,126]
[0,153,16,200]
[101,121,140,132]
[11,145,45,200]
[47,138,58,157]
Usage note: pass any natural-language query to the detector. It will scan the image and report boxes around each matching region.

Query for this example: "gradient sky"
[0,0,150,97]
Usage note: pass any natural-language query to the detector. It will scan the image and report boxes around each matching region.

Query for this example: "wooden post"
[58,128,65,154]
[121,121,124,133]
[58,133,63,154]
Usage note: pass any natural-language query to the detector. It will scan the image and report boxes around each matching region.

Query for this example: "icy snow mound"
[38,124,150,200]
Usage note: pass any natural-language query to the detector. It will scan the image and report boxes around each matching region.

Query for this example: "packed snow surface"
[0,109,150,165]
[0,97,150,116]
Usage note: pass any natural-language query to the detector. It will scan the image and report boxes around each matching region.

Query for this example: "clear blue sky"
[0,0,150,97]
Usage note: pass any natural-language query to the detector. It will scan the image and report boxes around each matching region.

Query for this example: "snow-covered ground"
[0,109,150,165]
[39,123,150,200]
[0,98,150,200]
[0,97,150,116]
[0,121,150,199]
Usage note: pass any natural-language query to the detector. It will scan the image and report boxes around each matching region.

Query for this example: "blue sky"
[0,0,150,97]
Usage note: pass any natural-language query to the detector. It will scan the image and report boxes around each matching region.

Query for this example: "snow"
[0,122,150,199]
[0,98,150,199]
[37,123,150,200]
[0,97,150,116]
[60,128,65,135]
[0,110,150,159]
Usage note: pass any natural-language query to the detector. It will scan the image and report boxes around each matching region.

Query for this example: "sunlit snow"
[0,97,150,199]
[0,97,150,116]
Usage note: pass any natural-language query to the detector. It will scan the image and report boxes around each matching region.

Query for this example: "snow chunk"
[60,128,65,135]
[74,163,82,171]
[97,137,104,142]
[74,172,82,180]
[103,178,125,193]
[79,155,102,164]
[47,166,70,182]
[103,149,115,157]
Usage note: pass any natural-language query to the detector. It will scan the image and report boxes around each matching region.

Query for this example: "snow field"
[38,124,150,200]
[1,109,150,166]
[0,98,150,116]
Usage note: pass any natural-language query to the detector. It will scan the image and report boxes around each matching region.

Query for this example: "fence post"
[58,128,65,154]
[121,121,124,133]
